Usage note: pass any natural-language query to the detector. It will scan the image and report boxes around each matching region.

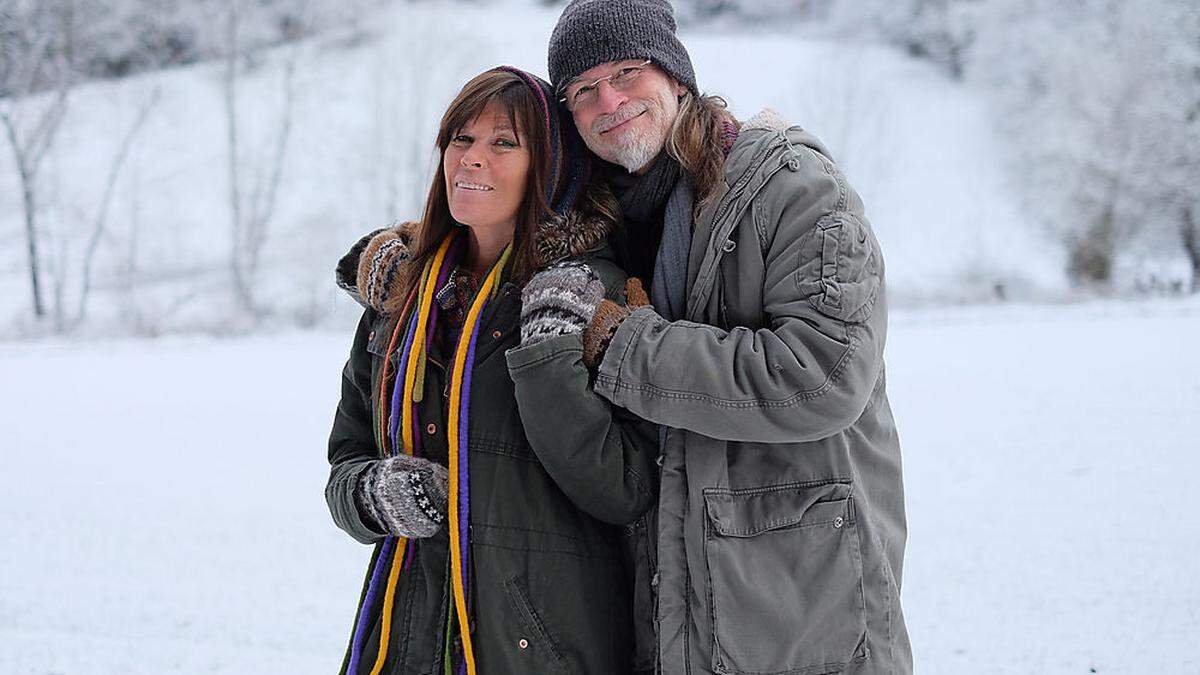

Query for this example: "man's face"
[565,59,686,174]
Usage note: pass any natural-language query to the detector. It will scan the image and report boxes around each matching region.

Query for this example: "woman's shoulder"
[580,253,627,302]
[534,208,626,300]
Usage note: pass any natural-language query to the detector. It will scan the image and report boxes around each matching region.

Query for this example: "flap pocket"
[702,479,867,675]
[705,480,853,538]
[365,316,400,358]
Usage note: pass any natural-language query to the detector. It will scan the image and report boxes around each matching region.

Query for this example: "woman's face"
[443,100,532,237]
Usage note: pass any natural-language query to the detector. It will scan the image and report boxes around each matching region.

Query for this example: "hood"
[725,108,837,179]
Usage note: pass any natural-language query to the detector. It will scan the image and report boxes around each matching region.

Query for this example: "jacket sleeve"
[506,266,659,526]
[592,164,886,445]
[326,310,388,544]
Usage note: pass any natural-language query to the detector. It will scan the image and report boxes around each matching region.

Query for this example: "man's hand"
[519,261,607,348]
[582,277,649,367]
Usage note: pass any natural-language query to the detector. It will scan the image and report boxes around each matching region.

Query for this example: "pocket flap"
[365,317,399,357]
[705,481,852,538]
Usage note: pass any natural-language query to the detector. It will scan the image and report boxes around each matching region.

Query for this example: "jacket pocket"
[703,480,869,675]
[502,575,569,673]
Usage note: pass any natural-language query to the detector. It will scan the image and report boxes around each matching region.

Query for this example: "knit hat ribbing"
[548,0,697,96]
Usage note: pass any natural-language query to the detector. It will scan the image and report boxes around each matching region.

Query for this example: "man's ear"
[671,79,687,97]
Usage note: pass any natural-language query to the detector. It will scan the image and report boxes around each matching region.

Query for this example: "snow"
[3,299,1198,674]
[889,299,1200,673]
[2,2,1193,672]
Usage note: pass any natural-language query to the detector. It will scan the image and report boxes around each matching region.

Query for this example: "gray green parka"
[508,111,913,675]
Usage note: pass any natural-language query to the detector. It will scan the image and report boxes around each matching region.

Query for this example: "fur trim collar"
[336,211,614,313]
[532,209,613,269]
[741,108,792,133]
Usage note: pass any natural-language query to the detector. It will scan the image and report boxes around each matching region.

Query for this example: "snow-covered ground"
[2,299,1197,674]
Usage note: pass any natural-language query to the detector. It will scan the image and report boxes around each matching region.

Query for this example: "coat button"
[833,516,845,528]
[426,423,437,435]
[492,330,502,339]
[518,638,529,650]
[368,330,376,341]
[722,239,737,253]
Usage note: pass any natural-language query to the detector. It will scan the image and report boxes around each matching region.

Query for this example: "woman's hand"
[354,454,450,539]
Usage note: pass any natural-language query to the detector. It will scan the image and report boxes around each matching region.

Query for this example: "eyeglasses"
[559,59,654,112]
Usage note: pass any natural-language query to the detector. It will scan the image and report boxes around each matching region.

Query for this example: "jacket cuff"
[332,459,388,544]
[506,332,584,374]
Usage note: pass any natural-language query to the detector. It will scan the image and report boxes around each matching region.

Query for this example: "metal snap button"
[655,455,664,467]
[518,638,529,650]
[722,239,737,253]
[426,423,437,435]
[368,330,376,341]
[787,157,802,171]
[833,516,845,528]
[492,330,502,339]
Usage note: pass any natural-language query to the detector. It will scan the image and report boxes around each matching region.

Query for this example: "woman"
[326,67,657,674]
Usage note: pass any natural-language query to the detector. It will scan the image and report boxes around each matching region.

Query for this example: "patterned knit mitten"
[357,226,413,315]
[582,277,650,368]
[519,261,606,348]
[355,454,450,539]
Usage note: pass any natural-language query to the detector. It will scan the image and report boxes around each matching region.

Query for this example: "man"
[518,0,913,673]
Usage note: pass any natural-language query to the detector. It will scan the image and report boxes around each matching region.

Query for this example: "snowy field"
[2,299,1198,674]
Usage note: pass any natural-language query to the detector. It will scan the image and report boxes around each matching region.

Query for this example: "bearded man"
[505,1,913,674]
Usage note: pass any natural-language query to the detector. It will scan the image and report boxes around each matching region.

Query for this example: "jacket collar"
[685,109,836,321]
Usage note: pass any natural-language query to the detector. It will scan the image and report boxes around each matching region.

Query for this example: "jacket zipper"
[690,146,793,321]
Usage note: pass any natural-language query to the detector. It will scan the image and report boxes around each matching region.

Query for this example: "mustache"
[592,102,650,134]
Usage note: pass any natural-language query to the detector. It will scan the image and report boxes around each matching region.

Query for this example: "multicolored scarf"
[346,229,511,675]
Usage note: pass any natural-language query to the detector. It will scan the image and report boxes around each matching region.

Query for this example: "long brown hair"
[666,92,739,207]
[403,69,557,292]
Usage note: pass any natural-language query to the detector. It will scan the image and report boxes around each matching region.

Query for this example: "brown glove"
[582,277,650,368]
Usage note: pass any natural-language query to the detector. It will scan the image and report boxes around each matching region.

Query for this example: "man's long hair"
[666,92,738,207]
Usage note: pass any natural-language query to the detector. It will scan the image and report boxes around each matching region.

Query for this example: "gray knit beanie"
[548,0,697,96]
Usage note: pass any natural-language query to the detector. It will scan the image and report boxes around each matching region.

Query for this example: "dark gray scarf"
[611,154,692,321]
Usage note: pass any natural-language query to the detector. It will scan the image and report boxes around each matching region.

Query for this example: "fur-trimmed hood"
[336,210,615,313]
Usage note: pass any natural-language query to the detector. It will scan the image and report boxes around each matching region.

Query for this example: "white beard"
[608,124,667,173]
[585,88,680,173]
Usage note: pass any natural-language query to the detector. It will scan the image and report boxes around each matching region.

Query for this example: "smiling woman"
[443,100,532,279]
[398,68,602,288]
[324,66,657,675]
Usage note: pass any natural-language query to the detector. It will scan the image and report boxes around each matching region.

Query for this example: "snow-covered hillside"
[2,299,1197,674]
[0,2,1064,338]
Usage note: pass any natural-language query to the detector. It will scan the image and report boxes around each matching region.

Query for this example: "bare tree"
[0,0,77,319]
[221,0,305,317]
[74,85,161,324]
[1174,5,1200,292]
